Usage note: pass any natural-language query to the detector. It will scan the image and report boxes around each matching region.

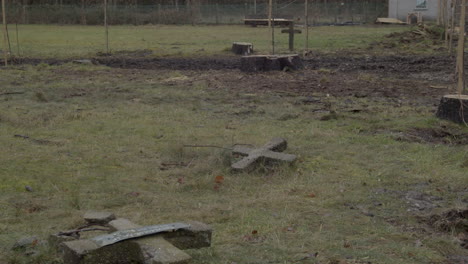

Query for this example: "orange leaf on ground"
[307,193,316,198]
[215,175,224,184]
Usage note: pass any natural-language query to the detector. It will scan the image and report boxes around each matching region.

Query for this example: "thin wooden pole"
[104,0,109,54]
[449,0,456,53]
[457,0,466,94]
[2,0,8,66]
[437,0,441,25]
[305,0,309,51]
[15,22,19,56]
[269,0,274,54]
[268,0,272,27]
[215,3,219,25]
[445,0,450,47]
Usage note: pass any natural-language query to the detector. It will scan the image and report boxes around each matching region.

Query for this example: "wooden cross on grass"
[59,212,212,264]
[281,22,302,51]
[232,138,297,171]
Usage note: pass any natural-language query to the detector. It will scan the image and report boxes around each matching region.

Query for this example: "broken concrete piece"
[59,217,212,264]
[108,219,192,264]
[49,233,78,251]
[61,239,143,264]
[83,211,116,225]
[232,138,296,171]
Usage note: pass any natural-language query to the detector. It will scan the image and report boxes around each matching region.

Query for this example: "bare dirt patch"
[8,53,456,108]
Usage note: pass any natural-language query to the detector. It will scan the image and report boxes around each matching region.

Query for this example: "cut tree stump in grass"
[240,54,303,72]
[436,94,468,124]
[277,54,304,71]
[232,42,253,55]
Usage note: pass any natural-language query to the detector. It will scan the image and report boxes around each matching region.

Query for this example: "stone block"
[83,211,116,225]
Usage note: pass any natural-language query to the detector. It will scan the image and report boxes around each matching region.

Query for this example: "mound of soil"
[395,126,468,145]
[428,209,468,249]
[429,209,468,232]
[389,25,445,43]
[369,24,446,51]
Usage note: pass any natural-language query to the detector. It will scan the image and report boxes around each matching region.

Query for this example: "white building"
[388,0,439,21]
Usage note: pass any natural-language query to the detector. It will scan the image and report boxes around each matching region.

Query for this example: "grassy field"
[5,24,411,58]
[0,25,467,264]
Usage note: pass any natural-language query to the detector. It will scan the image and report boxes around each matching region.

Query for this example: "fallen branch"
[13,134,29,139]
[14,134,57,145]
[0,91,24,96]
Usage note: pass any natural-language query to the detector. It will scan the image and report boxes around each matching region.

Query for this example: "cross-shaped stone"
[60,214,211,264]
[231,138,296,171]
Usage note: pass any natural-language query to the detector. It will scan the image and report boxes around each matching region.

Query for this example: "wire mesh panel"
[1,1,388,25]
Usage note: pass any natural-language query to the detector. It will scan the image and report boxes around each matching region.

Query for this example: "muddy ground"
[9,53,467,146]
[11,53,458,103]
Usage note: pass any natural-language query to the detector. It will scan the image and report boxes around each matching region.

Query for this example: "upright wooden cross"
[59,214,212,264]
[232,138,296,171]
[281,22,302,51]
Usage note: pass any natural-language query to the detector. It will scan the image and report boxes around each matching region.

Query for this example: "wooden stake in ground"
[2,0,8,66]
[104,0,109,54]
[449,0,456,53]
[269,0,274,54]
[305,0,309,51]
[457,0,466,94]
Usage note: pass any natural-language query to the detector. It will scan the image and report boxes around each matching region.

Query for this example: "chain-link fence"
[2,1,388,25]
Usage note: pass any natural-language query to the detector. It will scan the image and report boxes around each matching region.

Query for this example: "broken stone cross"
[231,137,296,171]
[61,217,212,264]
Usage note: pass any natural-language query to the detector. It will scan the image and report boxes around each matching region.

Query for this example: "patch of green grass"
[7,24,409,58]
[0,64,467,264]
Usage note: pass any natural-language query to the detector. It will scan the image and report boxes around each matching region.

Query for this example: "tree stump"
[276,55,304,71]
[240,54,302,72]
[232,42,254,55]
[436,94,468,124]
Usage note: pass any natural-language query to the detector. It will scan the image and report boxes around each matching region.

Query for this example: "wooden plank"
[281,29,302,34]
[375,18,406,24]
[243,18,293,22]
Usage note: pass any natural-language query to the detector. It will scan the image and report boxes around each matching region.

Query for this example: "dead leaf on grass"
[214,175,224,184]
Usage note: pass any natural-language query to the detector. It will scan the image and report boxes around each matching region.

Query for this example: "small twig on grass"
[0,91,25,96]
[183,145,232,151]
[241,254,317,264]
[13,134,57,145]
[13,134,29,139]
[58,227,110,236]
